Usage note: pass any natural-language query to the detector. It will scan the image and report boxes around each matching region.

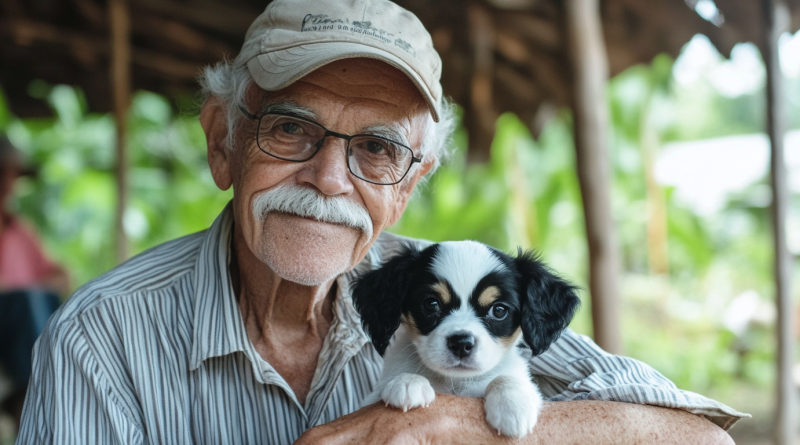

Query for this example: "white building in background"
[656,130,800,253]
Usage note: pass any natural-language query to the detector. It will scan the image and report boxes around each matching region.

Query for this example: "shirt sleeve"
[527,329,750,431]
[16,318,145,445]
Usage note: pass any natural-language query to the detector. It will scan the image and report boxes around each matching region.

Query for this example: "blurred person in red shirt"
[0,136,68,429]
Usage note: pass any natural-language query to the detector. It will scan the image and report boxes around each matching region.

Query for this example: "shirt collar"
[189,202,245,371]
[189,203,372,373]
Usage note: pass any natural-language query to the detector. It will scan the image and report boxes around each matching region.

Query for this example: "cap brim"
[246,42,440,122]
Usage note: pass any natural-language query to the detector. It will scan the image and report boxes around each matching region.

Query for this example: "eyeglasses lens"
[257,115,322,160]
[348,136,411,185]
[256,114,413,185]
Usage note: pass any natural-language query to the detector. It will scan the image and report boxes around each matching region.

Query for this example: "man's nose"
[446,333,476,359]
[297,137,355,196]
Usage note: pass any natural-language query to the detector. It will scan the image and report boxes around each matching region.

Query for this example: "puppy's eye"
[488,304,509,320]
[422,297,440,314]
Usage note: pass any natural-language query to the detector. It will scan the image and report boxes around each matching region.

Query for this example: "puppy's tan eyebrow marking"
[500,327,522,348]
[431,282,451,304]
[401,313,421,336]
[477,286,501,307]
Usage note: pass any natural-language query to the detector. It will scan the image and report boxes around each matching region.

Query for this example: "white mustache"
[252,184,374,242]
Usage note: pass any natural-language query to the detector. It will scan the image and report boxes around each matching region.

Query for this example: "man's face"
[204,59,432,286]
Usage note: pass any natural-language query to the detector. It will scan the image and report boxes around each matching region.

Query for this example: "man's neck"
[230,224,336,404]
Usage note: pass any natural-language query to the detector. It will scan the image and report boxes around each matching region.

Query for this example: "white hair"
[252,184,374,242]
[198,61,254,154]
[198,60,457,179]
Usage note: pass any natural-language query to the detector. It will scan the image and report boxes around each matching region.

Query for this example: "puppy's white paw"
[381,373,436,412]
[484,376,542,438]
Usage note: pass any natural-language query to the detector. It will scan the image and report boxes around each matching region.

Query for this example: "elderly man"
[18,0,746,443]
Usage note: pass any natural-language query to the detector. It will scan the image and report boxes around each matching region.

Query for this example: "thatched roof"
[1,0,799,158]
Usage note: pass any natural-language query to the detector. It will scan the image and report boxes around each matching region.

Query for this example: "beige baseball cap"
[234,0,443,121]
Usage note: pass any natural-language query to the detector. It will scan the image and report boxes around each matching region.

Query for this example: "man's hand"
[294,395,734,445]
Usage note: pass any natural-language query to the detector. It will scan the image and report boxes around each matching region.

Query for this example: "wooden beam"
[762,1,796,443]
[466,3,497,163]
[133,13,234,60]
[0,17,204,80]
[494,29,570,105]
[494,12,562,53]
[133,49,201,79]
[109,0,131,263]
[565,0,622,354]
[494,63,540,103]
[132,0,258,38]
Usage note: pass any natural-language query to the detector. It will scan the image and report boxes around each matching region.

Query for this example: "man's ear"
[515,249,581,356]
[388,159,434,226]
[201,98,233,191]
[351,244,421,355]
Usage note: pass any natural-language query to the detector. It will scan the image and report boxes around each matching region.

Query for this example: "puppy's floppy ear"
[515,249,581,356]
[351,244,421,356]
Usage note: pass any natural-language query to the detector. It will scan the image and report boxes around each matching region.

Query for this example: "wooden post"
[565,0,622,354]
[763,1,796,443]
[467,3,496,163]
[109,0,130,263]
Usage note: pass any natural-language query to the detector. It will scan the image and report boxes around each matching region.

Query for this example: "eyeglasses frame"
[237,106,423,186]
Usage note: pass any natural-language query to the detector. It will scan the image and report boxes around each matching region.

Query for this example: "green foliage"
[2,84,230,286]
[392,112,583,255]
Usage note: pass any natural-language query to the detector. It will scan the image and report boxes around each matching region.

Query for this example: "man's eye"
[366,140,387,154]
[279,122,303,135]
[422,297,440,314]
[489,304,508,320]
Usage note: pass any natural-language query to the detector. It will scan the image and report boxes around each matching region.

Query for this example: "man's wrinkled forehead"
[244,59,430,143]
[257,99,412,147]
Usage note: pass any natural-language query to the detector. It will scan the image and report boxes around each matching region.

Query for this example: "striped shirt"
[17,204,747,444]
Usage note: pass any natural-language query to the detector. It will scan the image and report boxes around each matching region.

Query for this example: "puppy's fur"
[352,241,580,438]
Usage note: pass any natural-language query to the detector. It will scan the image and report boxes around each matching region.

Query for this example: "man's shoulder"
[374,231,432,259]
[53,230,207,323]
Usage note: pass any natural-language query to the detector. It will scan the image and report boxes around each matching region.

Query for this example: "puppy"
[352,240,580,438]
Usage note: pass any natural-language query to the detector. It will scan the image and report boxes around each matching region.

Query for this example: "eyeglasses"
[238,106,423,185]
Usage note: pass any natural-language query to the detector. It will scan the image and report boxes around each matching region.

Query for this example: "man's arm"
[295,395,733,445]
[529,329,747,430]
[17,319,144,445]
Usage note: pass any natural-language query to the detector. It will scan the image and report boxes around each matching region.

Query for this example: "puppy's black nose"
[447,333,475,358]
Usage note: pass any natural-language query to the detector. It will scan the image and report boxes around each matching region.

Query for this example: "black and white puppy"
[352,240,580,438]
